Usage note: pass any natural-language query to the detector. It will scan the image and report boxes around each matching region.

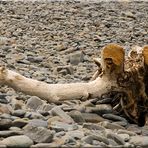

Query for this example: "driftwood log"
[0,43,148,126]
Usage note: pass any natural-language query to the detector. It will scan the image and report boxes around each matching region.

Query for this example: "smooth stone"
[101,121,125,130]
[40,104,54,112]
[0,104,12,114]
[92,140,107,147]
[12,118,28,128]
[96,97,112,104]
[51,106,74,124]
[117,129,137,136]
[0,118,12,130]
[69,51,85,65]
[27,56,44,63]
[66,130,84,139]
[117,133,130,142]
[38,110,49,116]
[127,124,142,135]
[103,113,127,122]
[82,134,109,145]
[1,135,33,147]
[11,109,26,118]
[0,145,6,148]
[31,143,59,148]
[86,104,113,115]
[108,139,118,146]
[142,125,148,136]
[27,119,48,128]
[129,136,148,147]
[26,96,44,111]
[25,112,45,119]
[50,121,78,132]
[9,127,22,131]
[55,131,65,137]
[113,121,128,127]
[47,116,63,126]
[55,43,67,51]
[0,94,9,104]
[56,65,74,75]
[105,130,125,145]
[68,110,85,124]
[0,130,23,138]
[58,135,77,145]
[83,123,105,131]
[23,124,53,143]
[81,113,106,123]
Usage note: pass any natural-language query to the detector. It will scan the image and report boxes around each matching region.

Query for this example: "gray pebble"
[51,106,74,124]
[26,96,44,111]
[23,124,53,143]
[50,121,78,132]
[0,135,33,147]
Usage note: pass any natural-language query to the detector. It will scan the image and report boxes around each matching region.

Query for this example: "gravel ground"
[0,0,148,147]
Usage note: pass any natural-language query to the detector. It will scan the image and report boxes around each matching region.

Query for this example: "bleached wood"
[0,67,117,103]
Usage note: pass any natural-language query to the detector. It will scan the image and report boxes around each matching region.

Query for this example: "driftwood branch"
[0,43,148,126]
[0,44,124,103]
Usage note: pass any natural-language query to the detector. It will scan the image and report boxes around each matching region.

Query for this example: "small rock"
[55,135,77,146]
[86,104,113,115]
[0,145,6,148]
[31,143,59,148]
[117,129,137,136]
[56,43,67,51]
[0,118,12,130]
[0,104,12,114]
[1,135,33,147]
[103,114,127,122]
[96,97,112,104]
[101,121,125,130]
[66,130,84,139]
[83,123,105,131]
[23,124,53,143]
[51,106,74,123]
[47,116,63,126]
[129,136,148,147]
[108,139,118,146]
[117,133,130,142]
[25,112,44,119]
[40,104,54,112]
[12,118,28,128]
[50,121,78,132]
[55,131,65,137]
[27,119,48,128]
[81,113,106,123]
[56,65,74,75]
[142,125,148,136]
[69,51,85,65]
[113,121,128,127]
[68,110,85,124]
[105,131,125,145]
[127,124,142,135]
[26,96,44,111]
[0,130,23,138]
[27,56,44,63]
[0,94,9,104]
[82,134,109,145]
[11,109,26,118]
[92,140,107,147]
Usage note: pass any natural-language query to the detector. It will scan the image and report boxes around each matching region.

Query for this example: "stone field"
[0,0,148,147]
